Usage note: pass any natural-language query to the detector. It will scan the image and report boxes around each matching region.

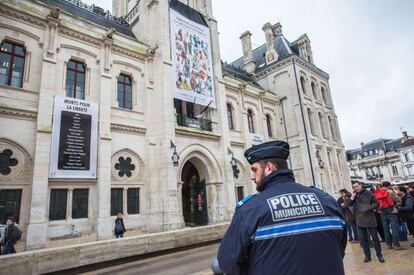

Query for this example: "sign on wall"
[49,96,98,179]
[250,133,264,146]
[169,5,216,108]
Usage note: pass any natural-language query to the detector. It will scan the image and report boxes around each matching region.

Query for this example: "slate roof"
[230,34,294,72]
[346,148,362,161]
[221,61,259,85]
[347,137,404,161]
[38,0,135,38]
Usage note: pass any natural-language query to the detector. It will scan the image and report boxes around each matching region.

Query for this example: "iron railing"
[176,114,212,132]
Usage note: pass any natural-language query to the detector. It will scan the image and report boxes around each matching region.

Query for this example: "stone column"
[25,12,61,250]
[95,36,114,240]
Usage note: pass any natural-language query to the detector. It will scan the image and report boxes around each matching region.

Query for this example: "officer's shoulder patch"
[236,194,256,209]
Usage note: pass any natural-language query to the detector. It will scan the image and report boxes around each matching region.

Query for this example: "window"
[127,188,140,214]
[235,186,244,202]
[392,164,398,176]
[111,188,123,216]
[311,82,317,99]
[321,87,328,104]
[300,76,306,94]
[247,109,254,133]
[65,60,85,99]
[0,41,25,88]
[227,103,234,129]
[49,189,68,220]
[0,189,22,224]
[72,189,89,219]
[318,113,328,138]
[307,109,316,136]
[328,117,337,140]
[266,114,273,137]
[117,74,132,109]
[404,153,410,162]
[174,99,183,115]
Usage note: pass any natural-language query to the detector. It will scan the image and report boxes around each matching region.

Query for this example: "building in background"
[399,132,414,179]
[346,135,409,182]
[0,0,350,251]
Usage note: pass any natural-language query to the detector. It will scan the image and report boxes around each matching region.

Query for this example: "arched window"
[227,103,234,129]
[319,112,328,138]
[66,59,85,99]
[0,40,25,88]
[300,76,306,94]
[311,82,317,99]
[307,108,316,136]
[321,87,328,104]
[117,74,132,109]
[247,109,254,133]
[266,114,273,137]
[328,117,337,140]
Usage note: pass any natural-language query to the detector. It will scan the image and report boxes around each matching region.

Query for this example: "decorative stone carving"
[0,149,18,176]
[0,139,32,183]
[48,7,60,20]
[111,149,144,183]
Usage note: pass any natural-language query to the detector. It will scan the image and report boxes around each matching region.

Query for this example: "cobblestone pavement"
[81,237,414,275]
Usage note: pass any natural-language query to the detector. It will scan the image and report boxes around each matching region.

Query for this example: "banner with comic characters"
[169,8,216,108]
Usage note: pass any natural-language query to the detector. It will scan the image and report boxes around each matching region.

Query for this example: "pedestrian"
[2,216,19,255]
[396,186,414,247]
[215,140,347,275]
[374,181,405,250]
[340,189,359,242]
[114,213,126,238]
[351,181,385,263]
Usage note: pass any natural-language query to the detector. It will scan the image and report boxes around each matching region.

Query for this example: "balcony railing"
[176,114,212,132]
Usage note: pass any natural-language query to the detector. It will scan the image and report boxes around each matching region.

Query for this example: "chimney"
[272,22,283,37]
[402,131,408,140]
[239,31,256,74]
[262,22,278,65]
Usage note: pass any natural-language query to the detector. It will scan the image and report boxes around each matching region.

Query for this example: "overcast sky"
[85,0,414,149]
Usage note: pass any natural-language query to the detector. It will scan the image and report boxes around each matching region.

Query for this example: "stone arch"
[111,148,145,183]
[177,144,222,184]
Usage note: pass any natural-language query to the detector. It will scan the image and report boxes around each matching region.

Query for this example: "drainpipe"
[292,58,316,186]
[280,96,292,168]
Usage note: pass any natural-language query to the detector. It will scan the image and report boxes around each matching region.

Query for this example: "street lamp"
[170,140,180,167]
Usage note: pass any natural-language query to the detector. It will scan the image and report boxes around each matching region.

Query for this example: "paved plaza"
[78,237,414,275]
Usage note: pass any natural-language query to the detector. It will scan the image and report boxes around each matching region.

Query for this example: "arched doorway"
[181,161,208,226]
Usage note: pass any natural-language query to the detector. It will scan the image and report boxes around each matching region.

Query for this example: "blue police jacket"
[218,168,347,275]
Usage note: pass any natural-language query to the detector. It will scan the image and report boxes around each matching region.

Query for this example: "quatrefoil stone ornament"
[114,157,135,177]
[0,149,18,176]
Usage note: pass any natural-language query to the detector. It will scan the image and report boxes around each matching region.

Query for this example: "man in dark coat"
[3,216,19,255]
[396,186,414,247]
[351,181,384,263]
[216,140,347,275]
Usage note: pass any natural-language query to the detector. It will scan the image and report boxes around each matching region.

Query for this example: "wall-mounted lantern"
[228,148,240,179]
[170,140,180,167]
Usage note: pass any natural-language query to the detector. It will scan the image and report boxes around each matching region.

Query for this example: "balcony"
[176,114,212,132]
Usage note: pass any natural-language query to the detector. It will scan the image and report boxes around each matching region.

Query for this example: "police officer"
[216,141,347,275]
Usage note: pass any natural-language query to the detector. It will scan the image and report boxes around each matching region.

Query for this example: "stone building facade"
[399,133,414,180]
[346,137,406,182]
[0,0,350,251]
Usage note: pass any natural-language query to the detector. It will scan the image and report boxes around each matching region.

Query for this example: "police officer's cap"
[244,140,290,165]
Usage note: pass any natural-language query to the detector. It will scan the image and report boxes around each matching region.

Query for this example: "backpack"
[115,220,124,234]
[374,189,394,209]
